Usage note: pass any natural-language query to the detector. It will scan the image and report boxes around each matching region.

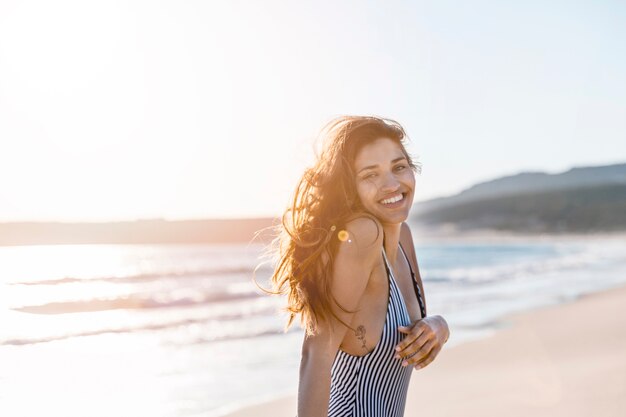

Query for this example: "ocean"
[1,233,625,416]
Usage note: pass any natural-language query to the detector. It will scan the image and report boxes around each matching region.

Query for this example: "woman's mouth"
[379,192,406,208]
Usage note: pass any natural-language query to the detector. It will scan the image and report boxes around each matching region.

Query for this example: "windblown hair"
[257,115,421,337]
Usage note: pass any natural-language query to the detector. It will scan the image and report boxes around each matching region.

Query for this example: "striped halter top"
[328,242,426,417]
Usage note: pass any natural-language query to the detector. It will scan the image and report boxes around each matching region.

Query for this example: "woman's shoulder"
[328,214,383,276]
[400,221,414,240]
[400,222,417,256]
[341,214,384,254]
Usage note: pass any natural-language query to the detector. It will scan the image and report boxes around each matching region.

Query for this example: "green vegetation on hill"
[414,184,626,233]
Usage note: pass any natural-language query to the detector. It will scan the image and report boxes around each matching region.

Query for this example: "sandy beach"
[224,283,626,417]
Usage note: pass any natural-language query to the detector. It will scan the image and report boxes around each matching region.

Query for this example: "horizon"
[2,1,625,223]
[2,159,624,224]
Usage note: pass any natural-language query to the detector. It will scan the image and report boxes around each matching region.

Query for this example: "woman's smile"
[354,138,416,223]
[379,192,406,207]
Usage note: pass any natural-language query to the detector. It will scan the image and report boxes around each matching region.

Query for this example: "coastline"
[222,282,626,417]
[409,227,626,244]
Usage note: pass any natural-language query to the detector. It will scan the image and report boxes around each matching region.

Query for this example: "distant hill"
[412,162,626,233]
[0,218,277,246]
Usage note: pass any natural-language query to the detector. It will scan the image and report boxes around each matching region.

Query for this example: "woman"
[267,115,450,416]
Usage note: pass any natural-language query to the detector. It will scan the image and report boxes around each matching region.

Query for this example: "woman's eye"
[395,165,407,172]
[363,173,377,180]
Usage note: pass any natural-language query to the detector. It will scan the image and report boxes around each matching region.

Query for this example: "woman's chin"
[372,210,410,225]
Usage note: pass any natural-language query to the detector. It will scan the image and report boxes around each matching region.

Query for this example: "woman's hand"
[395,315,449,370]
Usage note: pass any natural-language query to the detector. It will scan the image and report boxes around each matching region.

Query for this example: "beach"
[2,235,625,417]
[224,283,626,417]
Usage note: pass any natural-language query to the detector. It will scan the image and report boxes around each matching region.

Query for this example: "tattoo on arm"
[355,325,367,350]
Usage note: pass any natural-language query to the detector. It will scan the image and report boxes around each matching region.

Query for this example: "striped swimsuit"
[328,242,427,417]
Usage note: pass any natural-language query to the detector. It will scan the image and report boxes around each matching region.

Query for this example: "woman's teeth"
[380,194,404,205]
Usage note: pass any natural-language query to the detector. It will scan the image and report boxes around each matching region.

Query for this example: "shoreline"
[222,282,626,417]
[409,227,626,243]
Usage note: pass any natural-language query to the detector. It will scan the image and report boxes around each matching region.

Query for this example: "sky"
[0,0,624,222]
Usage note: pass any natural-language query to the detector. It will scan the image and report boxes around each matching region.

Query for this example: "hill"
[412,162,626,233]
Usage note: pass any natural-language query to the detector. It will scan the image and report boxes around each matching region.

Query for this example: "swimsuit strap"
[399,242,427,319]
[382,233,427,319]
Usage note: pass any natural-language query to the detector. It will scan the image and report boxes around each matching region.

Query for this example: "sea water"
[1,234,625,416]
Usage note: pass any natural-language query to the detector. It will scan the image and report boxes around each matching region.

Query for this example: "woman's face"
[353,137,416,225]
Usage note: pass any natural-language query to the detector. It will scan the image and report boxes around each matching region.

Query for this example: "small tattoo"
[355,325,367,350]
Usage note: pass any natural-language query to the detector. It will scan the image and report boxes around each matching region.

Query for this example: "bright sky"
[1,0,624,222]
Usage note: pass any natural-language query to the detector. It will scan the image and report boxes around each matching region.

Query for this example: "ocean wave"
[1,305,283,346]
[7,265,273,286]
[163,328,300,347]
[425,248,605,284]
[1,327,289,347]
[10,290,264,315]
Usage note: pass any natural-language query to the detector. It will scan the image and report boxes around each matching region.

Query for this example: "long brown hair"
[257,115,421,336]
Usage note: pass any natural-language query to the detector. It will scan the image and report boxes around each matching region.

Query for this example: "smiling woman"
[354,138,417,226]
[259,115,450,417]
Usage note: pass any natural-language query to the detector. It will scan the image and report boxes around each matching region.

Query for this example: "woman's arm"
[297,217,383,417]
[297,324,339,416]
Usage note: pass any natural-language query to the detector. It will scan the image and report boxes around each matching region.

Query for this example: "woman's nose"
[380,172,401,192]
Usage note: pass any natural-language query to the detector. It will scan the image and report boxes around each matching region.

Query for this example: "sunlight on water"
[0,244,142,284]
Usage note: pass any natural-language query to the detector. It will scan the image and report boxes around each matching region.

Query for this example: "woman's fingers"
[401,338,435,367]
[395,333,421,357]
[395,334,428,361]
[395,324,424,356]
[397,322,434,357]
[395,316,449,369]
[413,342,442,370]
[398,329,431,358]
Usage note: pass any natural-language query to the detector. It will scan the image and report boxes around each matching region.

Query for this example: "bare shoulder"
[400,222,419,264]
[400,221,415,243]
[331,215,383,287]
[342,214,384,256]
